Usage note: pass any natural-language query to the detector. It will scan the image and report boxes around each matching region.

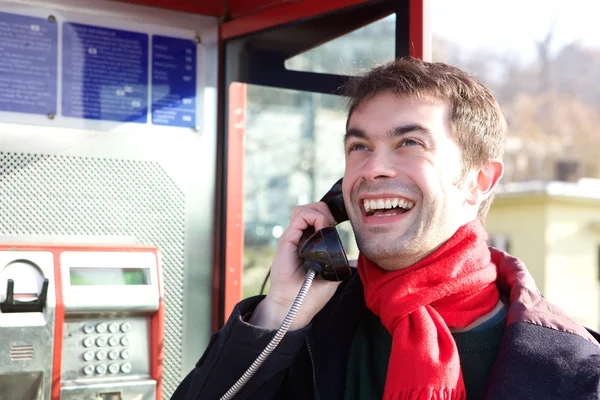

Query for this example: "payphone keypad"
[61,317,150,382]
[80,321,132,375]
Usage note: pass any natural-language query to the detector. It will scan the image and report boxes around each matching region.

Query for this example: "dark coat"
[173,249,600,400]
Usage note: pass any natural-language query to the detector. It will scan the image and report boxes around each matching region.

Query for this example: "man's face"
[342,92,475,270]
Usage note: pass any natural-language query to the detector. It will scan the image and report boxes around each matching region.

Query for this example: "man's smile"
[359,194,416,224]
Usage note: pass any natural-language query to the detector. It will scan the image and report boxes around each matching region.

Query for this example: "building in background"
[486,179,600,330]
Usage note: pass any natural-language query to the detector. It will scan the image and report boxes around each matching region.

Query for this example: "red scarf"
[357,220,499,400]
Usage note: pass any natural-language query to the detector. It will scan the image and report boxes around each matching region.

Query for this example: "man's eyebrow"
[344,128,366,145]
[389,124,433,138]
[344,124,432,145]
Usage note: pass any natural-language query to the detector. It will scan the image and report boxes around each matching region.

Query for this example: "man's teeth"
[363,198,415,212]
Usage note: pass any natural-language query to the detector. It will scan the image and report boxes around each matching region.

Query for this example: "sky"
[430,0,600,64]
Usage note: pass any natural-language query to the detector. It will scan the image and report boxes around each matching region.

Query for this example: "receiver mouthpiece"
[298,226,352,282]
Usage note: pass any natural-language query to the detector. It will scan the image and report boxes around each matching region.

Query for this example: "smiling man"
[173,58,600,400]
[342,91,502,271]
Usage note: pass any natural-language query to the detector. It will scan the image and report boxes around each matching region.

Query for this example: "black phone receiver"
[259,179,353,295]
[298,178,353,282]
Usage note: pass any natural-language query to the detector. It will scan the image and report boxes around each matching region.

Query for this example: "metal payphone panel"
[59,249,162,400]
[0,0,219,396]
[0,251,55,400]
[60,379,156,400]
[0,245,163,400]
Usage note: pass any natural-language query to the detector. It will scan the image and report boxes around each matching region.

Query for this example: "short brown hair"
[342,57,507,221]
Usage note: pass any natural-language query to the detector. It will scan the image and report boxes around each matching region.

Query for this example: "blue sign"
[62,23,148,123]
[0,12,58,115]
[151,35,196,128]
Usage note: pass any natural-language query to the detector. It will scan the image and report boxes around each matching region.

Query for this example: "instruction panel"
[62,23,149,123]
[0,11,58,116]
[0,7,198,129]
[151,35,197,128]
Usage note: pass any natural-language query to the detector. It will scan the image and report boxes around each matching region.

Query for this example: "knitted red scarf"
[357,220,499,400]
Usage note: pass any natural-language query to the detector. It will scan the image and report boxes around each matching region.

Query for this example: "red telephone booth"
[0,1,429,398]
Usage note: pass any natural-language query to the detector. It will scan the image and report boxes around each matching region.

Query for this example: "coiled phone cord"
[220,268,317,400]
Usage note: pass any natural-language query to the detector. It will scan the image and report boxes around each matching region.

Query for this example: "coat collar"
[490,247,598,345]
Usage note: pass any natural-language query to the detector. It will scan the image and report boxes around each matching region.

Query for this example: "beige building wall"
[485,195,548,293]
[486,192,600,330]
[544,198,600,330]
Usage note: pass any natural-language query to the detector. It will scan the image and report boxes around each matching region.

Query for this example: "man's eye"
[347,143,369,152]
[399,139,421,147]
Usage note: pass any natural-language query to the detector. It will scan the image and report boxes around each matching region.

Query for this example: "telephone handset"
[297,178,353,282]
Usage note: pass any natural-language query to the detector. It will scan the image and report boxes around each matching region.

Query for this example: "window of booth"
[284,14,396,76]
[240,14,399,298]
[242,86,356,298]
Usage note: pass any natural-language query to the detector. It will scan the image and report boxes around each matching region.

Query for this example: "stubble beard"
[346,180,436,269]
[353,217,421,269]
[350,201,440,270]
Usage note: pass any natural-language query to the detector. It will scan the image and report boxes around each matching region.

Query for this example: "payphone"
[0,244,164,400]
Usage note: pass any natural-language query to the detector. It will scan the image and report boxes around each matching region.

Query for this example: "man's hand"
[248,202,343,330]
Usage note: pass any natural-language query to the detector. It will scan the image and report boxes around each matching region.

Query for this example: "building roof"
[497,179,600,200]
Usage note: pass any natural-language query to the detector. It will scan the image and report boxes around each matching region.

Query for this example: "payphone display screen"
[69,268,150,286]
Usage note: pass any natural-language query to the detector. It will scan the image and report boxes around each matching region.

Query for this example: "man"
[173,58,600,399]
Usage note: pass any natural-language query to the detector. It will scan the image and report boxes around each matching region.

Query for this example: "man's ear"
[465,160,504,206]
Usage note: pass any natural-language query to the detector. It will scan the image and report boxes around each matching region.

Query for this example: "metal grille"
[10,344,34,361]
[0,151,185,398]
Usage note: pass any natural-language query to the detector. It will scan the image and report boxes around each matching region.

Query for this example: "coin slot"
[97,392,121,400]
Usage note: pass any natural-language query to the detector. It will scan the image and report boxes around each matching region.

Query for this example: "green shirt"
[344,307,506,400]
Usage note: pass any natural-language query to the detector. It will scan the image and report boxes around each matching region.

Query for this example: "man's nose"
[361,151,397,182]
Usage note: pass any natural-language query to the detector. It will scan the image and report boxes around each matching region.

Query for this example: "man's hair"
[342,57,507,221]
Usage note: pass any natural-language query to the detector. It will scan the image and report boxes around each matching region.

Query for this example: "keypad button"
[96,364,107,375]
[82,324,95,334]
[120,362,132,374]
[83,351,94,361]
[96,337,107,347]
[108,363,120,374]
[108,323,119,333]
[120,349,130,360]
[108,336,119,347]
[83,337,95,348]
[83,365,95,376]
[96,323,107,334]
[120,336,129,346]
[120,322,131,333]
[108,349,119,360]
[96,350,107,361]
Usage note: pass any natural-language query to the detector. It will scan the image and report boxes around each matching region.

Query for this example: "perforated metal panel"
[0,151,185,397]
